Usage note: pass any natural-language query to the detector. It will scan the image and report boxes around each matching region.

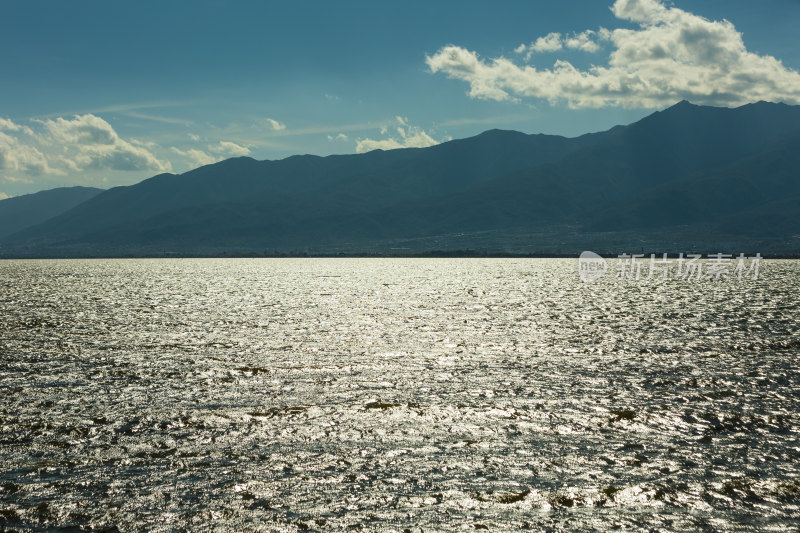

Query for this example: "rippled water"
[1,258,799,532]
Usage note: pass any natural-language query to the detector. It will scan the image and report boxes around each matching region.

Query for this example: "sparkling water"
[1,259,798,531]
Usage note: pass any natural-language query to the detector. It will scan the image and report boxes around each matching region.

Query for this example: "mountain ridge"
[2,101,800,256]
[0,186,104,240]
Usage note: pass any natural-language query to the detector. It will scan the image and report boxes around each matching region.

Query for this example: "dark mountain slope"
[4,130,589,246]
[592,133,800,233]
[0,186,103,239]
[2,101,799,255]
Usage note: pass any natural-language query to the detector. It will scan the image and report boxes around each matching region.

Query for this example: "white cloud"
[173,139,253,169]
[265,118,286,131]
[57,156,82,173]
[0,117,33,135]
[43,114,119,145]
[130,138,157,149]
[427,0,800,108]
[0,131,58,175]
[188,133,201,142]
[123,111,192,126]
[74,142,170,172]
[1,175,34,184]
[171,147,220,168]
[0,114,171,187]
[356,117,441,153]
[327,133,348,142]
[40,114,171,172]
[0,192,11,200]
[209,141,251,156]
[516,30,606,59]
[529,32,564,54]
[565,30,603,53]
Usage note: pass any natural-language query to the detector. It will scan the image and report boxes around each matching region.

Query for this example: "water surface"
[1,259,798,531]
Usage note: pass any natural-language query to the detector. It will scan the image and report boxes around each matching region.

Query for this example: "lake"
[1,258,798,531]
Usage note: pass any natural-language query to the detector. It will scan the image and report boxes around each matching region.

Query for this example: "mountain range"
[1,100,799,257]
[0,186,102,240]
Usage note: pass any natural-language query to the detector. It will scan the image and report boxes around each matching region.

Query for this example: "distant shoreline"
[2,251,799,260]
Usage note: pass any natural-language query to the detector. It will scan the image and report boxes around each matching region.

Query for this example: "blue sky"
[1,0,799,197]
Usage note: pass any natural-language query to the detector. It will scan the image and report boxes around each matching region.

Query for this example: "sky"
[1,0,799,198]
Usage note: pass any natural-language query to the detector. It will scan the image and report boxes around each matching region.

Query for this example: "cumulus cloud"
[170,139,253,170]
[0,120,37,180]
[0,192,12,200]
[428,0,800,108]
[40,114,171,172]
[327,133,348,142]
[515,30,608,59]
[0,131,58,175]
[75,144,169,172]
[43,114,118,145]
[171,147,220,168]
[565,30,605,53]
[524,32,564,55]
[265,118,286,131]
[0,113,171,188]
[131,138,157,149]
[0,117,33,135]
[356,117,441,153]
[209,141,251,156]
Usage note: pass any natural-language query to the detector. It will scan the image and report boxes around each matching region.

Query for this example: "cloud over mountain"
[170,147,220,168]
[356,117,441,153]
[40,114,171,172]
[0,113,263,186]
[0,129,55,176]
[170,141,251,169]
[0,114,171,185]
[210,141,251,157]
[427,0,800,108]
